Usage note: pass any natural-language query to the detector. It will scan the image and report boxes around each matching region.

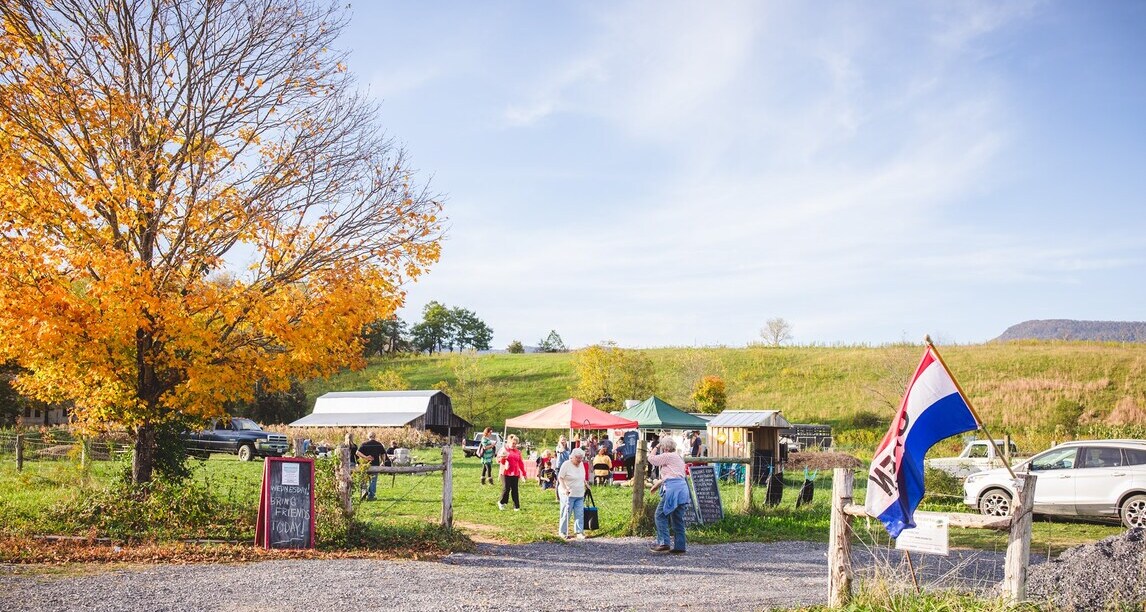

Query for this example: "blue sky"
[337,1,1146,349]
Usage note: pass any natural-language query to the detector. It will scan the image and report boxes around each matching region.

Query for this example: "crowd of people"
[475,427,704,553]
[336,426,703,553]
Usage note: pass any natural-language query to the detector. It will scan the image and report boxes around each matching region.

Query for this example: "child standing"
[479,427,497,485]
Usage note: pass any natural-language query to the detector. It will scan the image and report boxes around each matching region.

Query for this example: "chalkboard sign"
[255,457,316,549]
[687,464,724,524]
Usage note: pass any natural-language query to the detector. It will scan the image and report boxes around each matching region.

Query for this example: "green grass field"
[1,340,1140,563]
[310,341,1146,434]
[0,446,1124,556]
[304,341,1146,462]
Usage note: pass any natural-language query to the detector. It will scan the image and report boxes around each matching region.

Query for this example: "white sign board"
[282,462,300,486]
[894,511,949,556]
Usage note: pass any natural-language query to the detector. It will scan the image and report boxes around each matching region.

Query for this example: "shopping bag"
[583,488,600,530]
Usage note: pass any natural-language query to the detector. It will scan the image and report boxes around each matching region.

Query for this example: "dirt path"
[0,538,1019,611]
[451,519,510,545]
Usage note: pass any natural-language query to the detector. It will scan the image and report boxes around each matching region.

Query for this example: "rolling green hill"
[303,341,1146,455]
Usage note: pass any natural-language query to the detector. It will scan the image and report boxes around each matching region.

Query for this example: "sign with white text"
[255,457,315,549]
[894,511,949,556]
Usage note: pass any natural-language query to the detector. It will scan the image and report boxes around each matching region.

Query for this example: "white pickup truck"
[925,440,1021,478]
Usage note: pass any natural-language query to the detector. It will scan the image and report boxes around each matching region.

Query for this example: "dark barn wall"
[420,392,471,441]
[423,393,452,427]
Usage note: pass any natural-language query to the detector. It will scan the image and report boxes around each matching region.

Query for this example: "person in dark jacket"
[356,432,387,501]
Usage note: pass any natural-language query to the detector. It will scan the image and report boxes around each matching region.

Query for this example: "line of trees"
[363,301,494,356]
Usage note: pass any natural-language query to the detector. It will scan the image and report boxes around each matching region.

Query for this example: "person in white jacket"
[557,448,589,539]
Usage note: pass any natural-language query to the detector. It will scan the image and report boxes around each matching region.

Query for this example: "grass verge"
[0,449,1127,564]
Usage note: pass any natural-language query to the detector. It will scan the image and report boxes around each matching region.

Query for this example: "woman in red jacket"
[497,434,526,511]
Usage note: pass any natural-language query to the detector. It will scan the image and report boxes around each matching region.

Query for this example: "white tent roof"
[289,391,443,427]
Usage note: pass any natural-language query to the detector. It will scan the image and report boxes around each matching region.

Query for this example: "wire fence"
[850,521,1020,596]
[0,432,133,464]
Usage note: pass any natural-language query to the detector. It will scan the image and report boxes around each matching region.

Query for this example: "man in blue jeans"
[647,438,689,553]
[356,431,388,501]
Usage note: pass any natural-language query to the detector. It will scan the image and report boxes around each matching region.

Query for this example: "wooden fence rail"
[335,436,453,529]
[630,443,765,524]
[681,447,758,509]
[828,467,1036,607]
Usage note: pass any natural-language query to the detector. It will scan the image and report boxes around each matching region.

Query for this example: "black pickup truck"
[184,417,289,461]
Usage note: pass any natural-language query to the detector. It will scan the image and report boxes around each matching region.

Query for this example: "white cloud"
[379,1,1146,348]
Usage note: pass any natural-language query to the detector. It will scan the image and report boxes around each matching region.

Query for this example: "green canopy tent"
[616,395,709,430]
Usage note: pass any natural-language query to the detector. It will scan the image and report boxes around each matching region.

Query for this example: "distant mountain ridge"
[995,319,1146,343]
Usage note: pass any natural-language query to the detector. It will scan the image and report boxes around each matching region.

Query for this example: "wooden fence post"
[80,438,88,469]
[828,468,855,607]
[630,440,647,534]
[743,441,755,511]
[1004,473,1036,603]
[338,433,355,517]
[15,434,23,471]
[441,445,454,528]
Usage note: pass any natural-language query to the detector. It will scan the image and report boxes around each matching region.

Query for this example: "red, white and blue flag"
[865,345,979,538]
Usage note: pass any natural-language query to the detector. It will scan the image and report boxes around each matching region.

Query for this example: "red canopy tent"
[504,398,639,431]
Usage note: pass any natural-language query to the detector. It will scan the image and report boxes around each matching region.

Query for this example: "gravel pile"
[1027,528,1146,611]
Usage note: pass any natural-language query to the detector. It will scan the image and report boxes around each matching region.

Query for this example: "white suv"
[963,439,1146,528]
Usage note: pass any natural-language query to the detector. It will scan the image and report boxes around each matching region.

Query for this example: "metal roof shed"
[289,390,472,440]
[706,410,793,478]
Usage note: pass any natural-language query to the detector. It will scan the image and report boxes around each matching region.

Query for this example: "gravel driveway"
[0,538,1012,611]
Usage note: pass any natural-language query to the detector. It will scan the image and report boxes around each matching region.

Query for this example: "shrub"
[370,369,411,391]
[692,375,727,414]
[312,456,353,548]
[49,468,252,541]
[846,410,886,429]
[922,466,964,502]
[1048,399,1084,434]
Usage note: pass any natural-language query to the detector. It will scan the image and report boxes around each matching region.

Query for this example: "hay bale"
[785,450,863,471]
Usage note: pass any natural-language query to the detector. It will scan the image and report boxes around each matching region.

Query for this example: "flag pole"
[925,336,1017,480]
[904,550,921,594]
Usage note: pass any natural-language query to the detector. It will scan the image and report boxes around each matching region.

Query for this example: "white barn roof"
[707,410,792,429]
[289,390,447,428]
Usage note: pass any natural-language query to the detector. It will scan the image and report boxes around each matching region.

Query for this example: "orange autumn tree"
[0,0,444,483]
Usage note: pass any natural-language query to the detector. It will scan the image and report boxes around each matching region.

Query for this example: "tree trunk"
[132,423,156,484]
[133,322,161,485]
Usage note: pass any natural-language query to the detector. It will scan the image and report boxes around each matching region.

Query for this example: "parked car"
[926,439,1024,478]
[963,439,1146,528]
[184,417,289,461]
[462,433,504,458]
